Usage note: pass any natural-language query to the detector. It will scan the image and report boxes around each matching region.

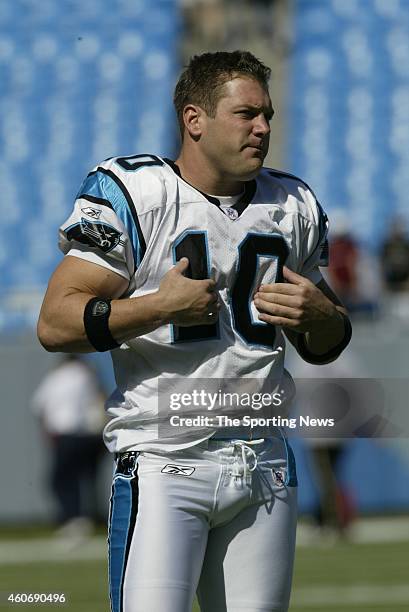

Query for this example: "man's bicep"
[45,255,129,301]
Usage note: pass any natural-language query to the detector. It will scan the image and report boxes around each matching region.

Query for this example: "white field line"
[0,517,408,564]
[348,516,409,543]
[296,516,409,546]
[0,537,106,564]
[1,541,409,608]
[291,584,409,607]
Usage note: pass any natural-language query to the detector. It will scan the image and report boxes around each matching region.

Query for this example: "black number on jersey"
[231,233,288,347]
[172,231,288,348]
[172,231,219,342]
[115,154,163,171]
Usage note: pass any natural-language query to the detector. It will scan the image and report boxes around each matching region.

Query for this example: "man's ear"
[182,104,204,140]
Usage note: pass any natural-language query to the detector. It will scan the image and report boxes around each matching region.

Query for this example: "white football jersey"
[59,154,328,452]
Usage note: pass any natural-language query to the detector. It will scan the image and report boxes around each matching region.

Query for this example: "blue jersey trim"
[77,169,146,271]
[249,252,279,328]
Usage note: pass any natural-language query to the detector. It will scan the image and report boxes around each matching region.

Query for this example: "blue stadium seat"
[288,0,409,250]
[0,0,180,332]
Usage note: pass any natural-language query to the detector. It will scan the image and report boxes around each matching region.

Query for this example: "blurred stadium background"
[1,0,409,610]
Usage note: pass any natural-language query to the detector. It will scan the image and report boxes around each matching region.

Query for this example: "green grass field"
[1,531,408,611]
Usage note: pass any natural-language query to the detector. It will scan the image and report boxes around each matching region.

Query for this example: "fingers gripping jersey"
[59,155,329,453]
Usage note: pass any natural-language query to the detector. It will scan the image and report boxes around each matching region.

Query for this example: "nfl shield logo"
[224,207,239,220]
[272,468,286,487]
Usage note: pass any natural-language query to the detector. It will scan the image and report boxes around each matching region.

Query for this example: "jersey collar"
[164,158,257,218]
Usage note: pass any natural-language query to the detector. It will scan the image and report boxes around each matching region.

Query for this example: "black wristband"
[296,312,352,365]
[83,297,120,352]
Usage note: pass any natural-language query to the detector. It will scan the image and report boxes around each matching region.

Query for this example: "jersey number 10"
[172,231,288,348]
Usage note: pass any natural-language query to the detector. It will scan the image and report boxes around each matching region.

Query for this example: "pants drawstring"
[231,439,265,479]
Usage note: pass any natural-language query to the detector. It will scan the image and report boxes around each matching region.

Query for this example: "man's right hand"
[157,258,220,326]
[38,255,220,353]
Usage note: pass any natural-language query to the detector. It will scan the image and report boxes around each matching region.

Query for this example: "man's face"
[199,77,273,183]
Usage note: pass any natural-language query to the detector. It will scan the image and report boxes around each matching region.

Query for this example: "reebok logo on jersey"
[81,206,102,219]
[272,468,286,487]
[161,464,195,476]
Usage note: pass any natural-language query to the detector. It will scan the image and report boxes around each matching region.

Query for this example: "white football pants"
[108,437,298,612]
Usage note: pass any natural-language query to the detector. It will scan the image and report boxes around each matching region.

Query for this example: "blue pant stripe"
[108,476,133,612]
[283,438,298,487]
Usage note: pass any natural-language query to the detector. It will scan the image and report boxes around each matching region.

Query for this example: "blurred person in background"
[379,217,409,323]
[181,0,289,55]
[32,354,106,540]
[244,0,278,43]
[181,0,226,48]
[380,217,409,292]
[290,351,366,543]
[326,209,380,318]
[326,209,359,312]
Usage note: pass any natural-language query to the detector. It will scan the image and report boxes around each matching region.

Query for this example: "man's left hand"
[253,266,343,333]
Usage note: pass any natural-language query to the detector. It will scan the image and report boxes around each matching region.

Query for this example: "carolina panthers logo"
[66,218,123,253]
[116,452,139,477]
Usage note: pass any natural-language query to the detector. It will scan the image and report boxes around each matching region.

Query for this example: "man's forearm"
[38,291,168,353]
[297,308,352,364]
[304,307,346,354]
[38,257,218,353]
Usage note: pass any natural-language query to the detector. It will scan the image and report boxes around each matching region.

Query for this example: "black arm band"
[296,312,352,365]
[83,297,120,352]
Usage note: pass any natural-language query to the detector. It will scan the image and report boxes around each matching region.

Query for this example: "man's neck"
[175,150,245,196]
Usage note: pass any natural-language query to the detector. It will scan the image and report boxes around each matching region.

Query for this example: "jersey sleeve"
[59,170,139,281]
[299,199,329,285]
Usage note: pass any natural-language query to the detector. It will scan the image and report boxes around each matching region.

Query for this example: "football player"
[38,51,351,612]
